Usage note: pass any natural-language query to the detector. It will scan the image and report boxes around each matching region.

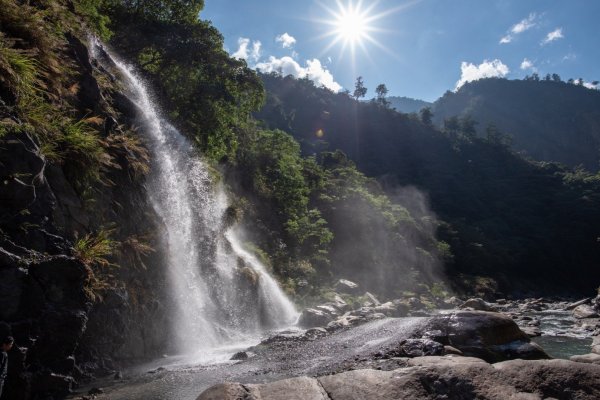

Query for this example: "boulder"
[592,336,600,355]
[334,279,360,295]
[395,339,445,357]
[331,294,350,312]
[573,304,599,319]
[197,383,260,400]
[424,311,549,362]
[565,298,591,311]
[520,326,542,337]
[230,351,249,360]
[298,308,334,328]
[304,327,328,340]
[199,359,600,399]
[374,302,408,317]
[363,292,381,307]
[315,304,339,316]
[459,298,496,312]
[570,353,600,365]
[593,294,600,313]
[326,315,364,332]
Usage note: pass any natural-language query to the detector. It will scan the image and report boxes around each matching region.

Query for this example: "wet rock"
[334,279,360,295]
[304,327,328,340]
[424,311,549,362]
[230,351,249,360]
[565,298,591,311]
[298,308,334,328]
[315,304,339,316]
[326,315,364,332]
[459,298,496,312]
[520,326,542,337]
[570,353,600,365]
[573,304,599,319]
[373,302,408,317]
[395,339,445,357]
[331,294,350,312]
[363,292,381,307]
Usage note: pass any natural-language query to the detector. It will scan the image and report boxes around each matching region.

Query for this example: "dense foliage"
[257,73,600,296]
[433,77,600,171]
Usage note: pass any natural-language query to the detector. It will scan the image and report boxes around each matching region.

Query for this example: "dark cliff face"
[0,5,172,398]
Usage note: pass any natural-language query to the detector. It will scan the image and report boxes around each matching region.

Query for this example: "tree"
[375,83,389,107]
[459,115,478,140]
[353,76,367,100]
[420,107,433,126]
[552,73,562,82]
[443,116,460,139]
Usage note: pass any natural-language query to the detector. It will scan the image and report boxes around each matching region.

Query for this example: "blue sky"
[202,0,600,102]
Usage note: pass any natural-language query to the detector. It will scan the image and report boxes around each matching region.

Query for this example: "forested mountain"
[257,73,600,296]
[387,96,431,113]
[432,77,600,171]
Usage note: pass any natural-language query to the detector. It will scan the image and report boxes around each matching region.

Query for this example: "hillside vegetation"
[257,73,600,296]
[432,77,600,171]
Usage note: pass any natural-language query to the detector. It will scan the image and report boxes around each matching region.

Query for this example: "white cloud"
[455,59,510,90]
[499,13,537,44]
[276,33,297,49]
[574,79,599,90]
[512,13,537,34]
[256,56,342,92]
[542,28,563,45]
[232,37,262,62]
[520,58,535,71]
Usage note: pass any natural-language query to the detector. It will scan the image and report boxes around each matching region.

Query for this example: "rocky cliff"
[0,1,173,397]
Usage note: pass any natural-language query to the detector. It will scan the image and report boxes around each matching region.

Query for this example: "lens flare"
[315,0,420,66]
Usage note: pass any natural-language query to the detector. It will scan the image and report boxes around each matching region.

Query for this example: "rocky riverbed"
[68,285,600,400]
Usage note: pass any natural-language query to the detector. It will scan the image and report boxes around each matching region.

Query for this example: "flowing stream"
[90,40,298,361]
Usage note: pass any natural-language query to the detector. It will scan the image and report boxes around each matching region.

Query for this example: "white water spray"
[91,40,298,356]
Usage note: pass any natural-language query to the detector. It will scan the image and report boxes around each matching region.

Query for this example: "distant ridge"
[387,96,432,113]
[432,78,600,170]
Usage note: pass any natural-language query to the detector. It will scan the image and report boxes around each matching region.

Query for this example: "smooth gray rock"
[570,353,600,365]
[573,304,599,319]
[199,358,600,399]
[334,279,360,294]
[460,297,497,312]
[298,308,333,328]
[564,297,591,311]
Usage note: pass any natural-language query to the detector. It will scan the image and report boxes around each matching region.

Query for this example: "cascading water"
[90,40,298,358]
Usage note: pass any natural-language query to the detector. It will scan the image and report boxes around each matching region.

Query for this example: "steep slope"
[432,78,600,170]
[387,96,431,113]
[256,73,600,296]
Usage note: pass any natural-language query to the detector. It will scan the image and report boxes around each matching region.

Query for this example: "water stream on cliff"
[90,40,298,361]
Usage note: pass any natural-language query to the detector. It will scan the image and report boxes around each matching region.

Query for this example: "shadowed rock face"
[197,357,600,400]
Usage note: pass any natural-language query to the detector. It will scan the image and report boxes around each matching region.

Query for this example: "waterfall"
[90,40,298,356]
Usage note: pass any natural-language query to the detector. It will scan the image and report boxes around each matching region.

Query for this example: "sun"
[315,0,403,65]
[334,3,371,44]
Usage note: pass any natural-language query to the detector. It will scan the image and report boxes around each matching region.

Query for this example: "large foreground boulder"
[423,311,549,362]
[198,357,600,400]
